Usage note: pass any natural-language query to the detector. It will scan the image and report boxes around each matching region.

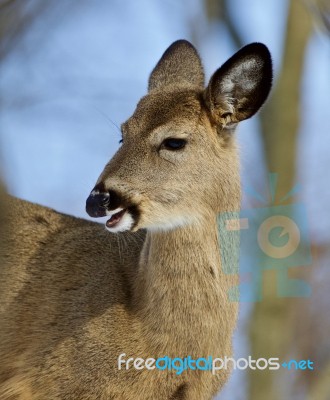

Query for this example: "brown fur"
[0,40,272,399]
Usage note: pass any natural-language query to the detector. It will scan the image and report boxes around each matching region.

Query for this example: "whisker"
[93,106,121,138]
[116,234,122,264]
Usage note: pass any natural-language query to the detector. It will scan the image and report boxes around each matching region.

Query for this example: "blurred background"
[0,0,329,398]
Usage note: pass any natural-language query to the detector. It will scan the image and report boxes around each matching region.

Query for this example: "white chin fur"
[147,214,196,232]
[105,211,134,233]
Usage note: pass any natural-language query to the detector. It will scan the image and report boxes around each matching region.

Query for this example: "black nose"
[86,191,110,217]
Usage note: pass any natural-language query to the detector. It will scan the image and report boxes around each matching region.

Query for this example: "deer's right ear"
[148,40,204,92]
[204,43,273,128]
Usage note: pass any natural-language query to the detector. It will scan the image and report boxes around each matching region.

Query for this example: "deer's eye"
[161,138,187,151]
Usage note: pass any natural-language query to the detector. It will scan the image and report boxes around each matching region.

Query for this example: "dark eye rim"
[161,138,187,151]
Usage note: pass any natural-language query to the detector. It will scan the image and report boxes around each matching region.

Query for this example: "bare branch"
[302,0,330,33]
[204,0,243,48]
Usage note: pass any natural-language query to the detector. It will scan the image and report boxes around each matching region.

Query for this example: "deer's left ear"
[204,43,273,128]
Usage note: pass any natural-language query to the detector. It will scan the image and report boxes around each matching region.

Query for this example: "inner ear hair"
[204,43,273,128]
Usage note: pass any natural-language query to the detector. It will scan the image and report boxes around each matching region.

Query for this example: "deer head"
[86,40,272,233]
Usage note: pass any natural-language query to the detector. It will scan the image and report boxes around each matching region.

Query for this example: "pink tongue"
[106,210,125,228]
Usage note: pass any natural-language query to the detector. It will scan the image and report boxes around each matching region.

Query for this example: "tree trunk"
[248,1,313,399]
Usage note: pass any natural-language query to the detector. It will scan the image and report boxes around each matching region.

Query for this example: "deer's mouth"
[106,208,126,228]
[104,207,134,232]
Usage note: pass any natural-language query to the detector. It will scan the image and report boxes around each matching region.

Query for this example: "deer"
[0,40,272,399]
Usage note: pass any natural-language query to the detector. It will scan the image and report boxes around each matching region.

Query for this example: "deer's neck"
[134,216,238,357]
